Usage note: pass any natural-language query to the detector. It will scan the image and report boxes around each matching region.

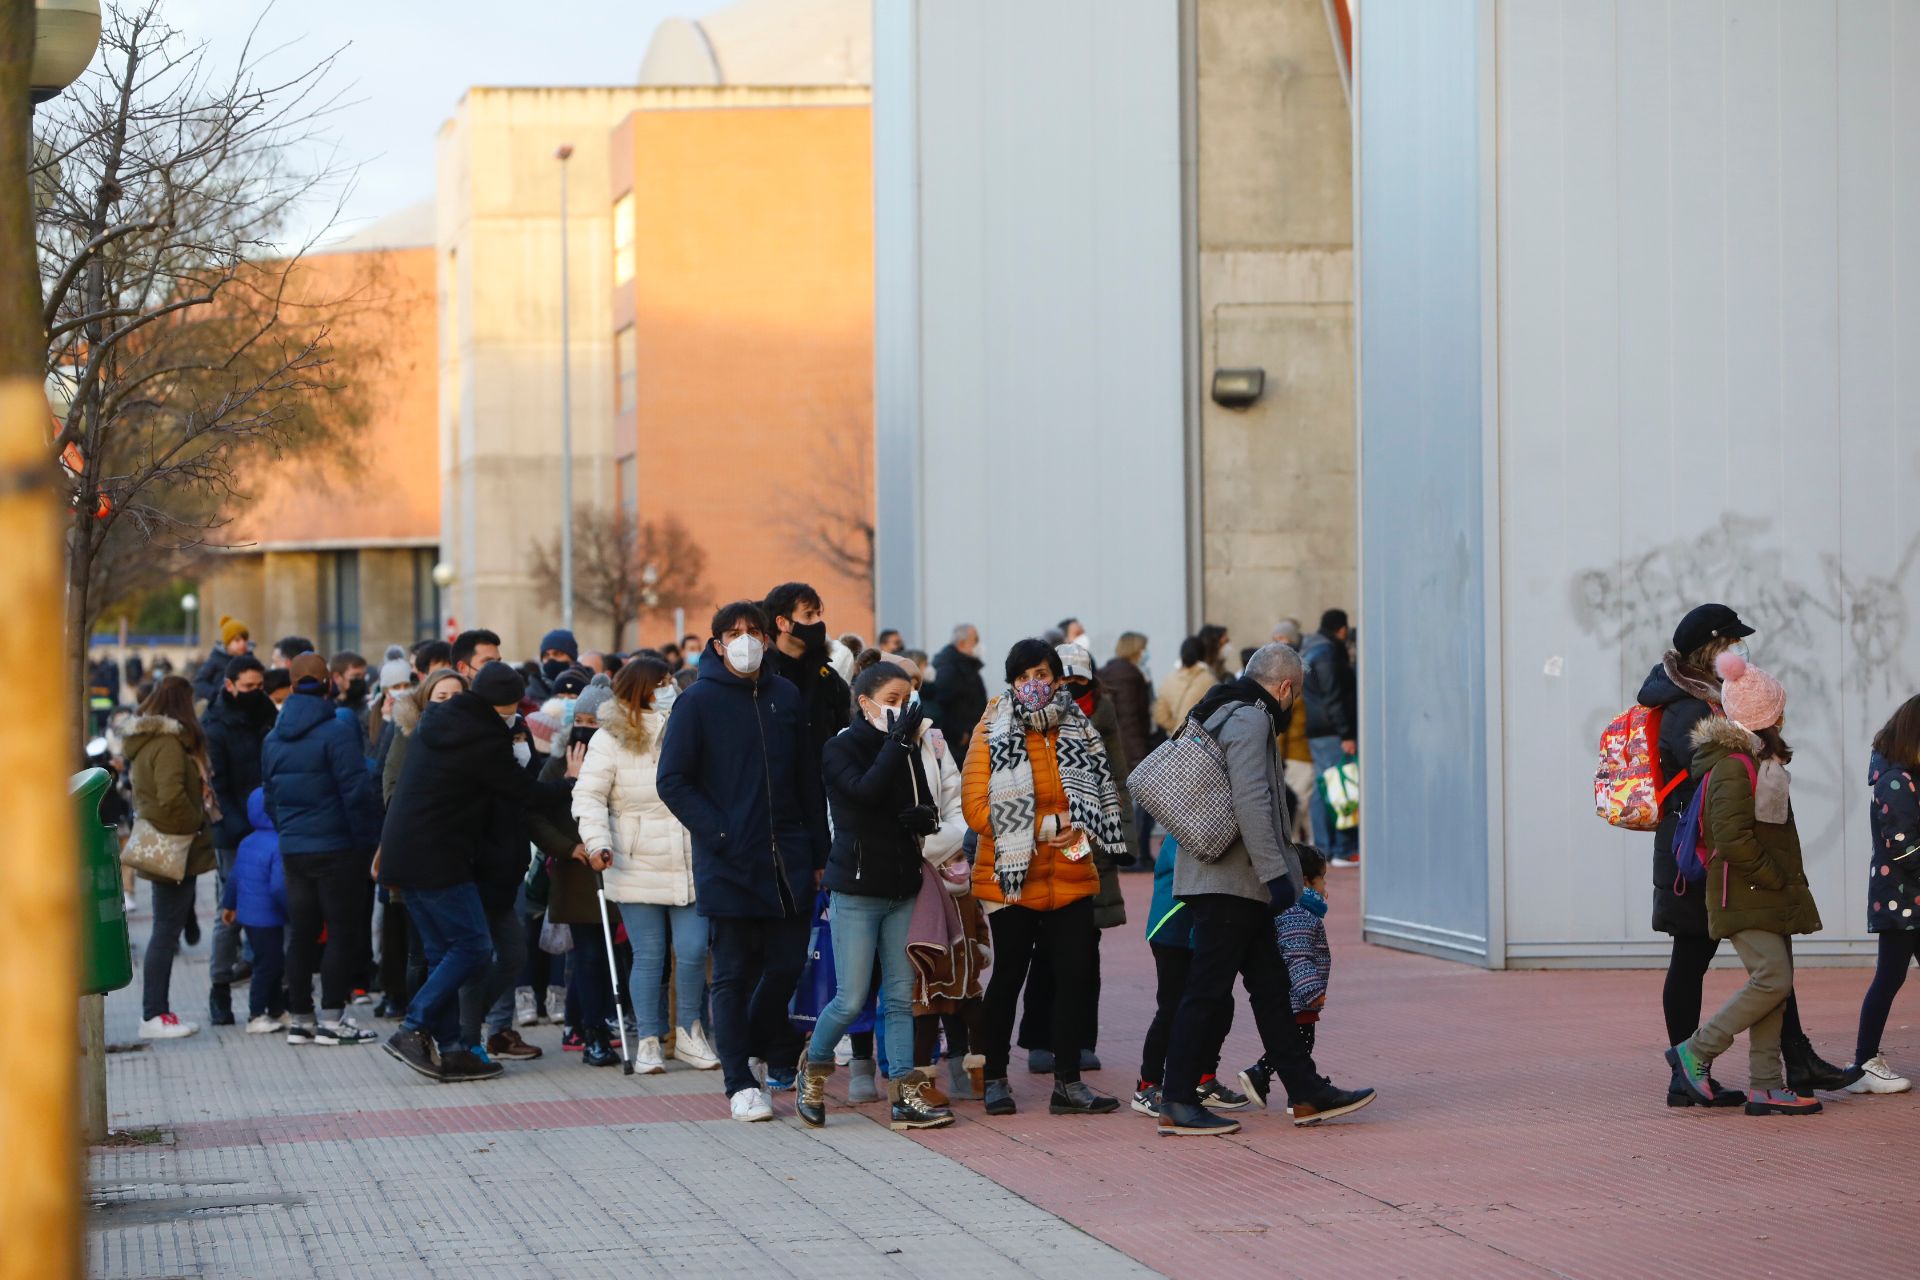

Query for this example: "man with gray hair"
[1271,619,1304,648]
[930,623,989,764]
[1156,643,1375,1136]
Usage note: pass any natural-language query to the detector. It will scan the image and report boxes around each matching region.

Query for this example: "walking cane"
[594,870,635,1075]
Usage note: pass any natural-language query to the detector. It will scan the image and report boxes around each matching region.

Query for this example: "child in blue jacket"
[220,788,289,1031]
[1237,845,1331,1108]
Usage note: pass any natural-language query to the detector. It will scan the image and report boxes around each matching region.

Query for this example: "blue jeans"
[806,892,917,1080]
[402,883,493,1051]
[625,901,709,1040]
[1308,736,1359,861]
[244,925,286,1020]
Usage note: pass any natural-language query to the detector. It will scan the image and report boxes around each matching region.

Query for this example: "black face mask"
[343,677,368,704]
[542,658,571,681]
[234,689,274,719]
[569,725,597,749]
[789,620,829,653]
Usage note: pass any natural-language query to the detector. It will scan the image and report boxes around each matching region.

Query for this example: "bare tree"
[799,407,875,611]
[527,507,709,652]
[34,4,377,729]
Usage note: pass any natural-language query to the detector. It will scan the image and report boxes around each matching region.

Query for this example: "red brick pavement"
[908,873,1918,1279]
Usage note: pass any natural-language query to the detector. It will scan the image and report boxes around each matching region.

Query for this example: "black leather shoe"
[1049,1080,1119,1115]
[1158,1100,1241,1136]
[983,1077,1016,1116]
[1290,1083,1376,1126]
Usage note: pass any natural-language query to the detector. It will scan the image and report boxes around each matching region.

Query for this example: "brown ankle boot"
[889,1069,955,1131]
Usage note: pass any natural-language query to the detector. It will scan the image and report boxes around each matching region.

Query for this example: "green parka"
[1689,716,1822,940]
[123,714,217,880]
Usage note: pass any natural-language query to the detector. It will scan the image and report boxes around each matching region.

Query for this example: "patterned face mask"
[1013,677,1053,711]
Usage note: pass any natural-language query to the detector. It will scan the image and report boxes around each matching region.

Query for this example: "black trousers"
[914,1002,986,1066]
[378,897,413,1006]
[1163,894,1321,1108]
[710,913,810,1096]
[1855,931,1920,1064]
[1664,933,1807,1047]
[981,898,1096,1083]
[1139,942,1229,1086]
[283,850,370,1016]
[1019,934,1103,1053]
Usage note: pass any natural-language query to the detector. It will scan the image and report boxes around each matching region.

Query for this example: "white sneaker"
[245,1014,288,1035]
[1845,1055,1912,1094]
[675,1022,720,1070]
[121,892,138,916]
[313,1019,377,1046]
[730,1087,774,1122]
[514,988,538,1028]
[834,1034,854,1066]
[545,985,567,1024]
[1330,856,1360,868]
[138,1013,198,1039]
[634,1036,666,1074]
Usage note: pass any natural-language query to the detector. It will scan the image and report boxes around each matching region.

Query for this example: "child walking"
[1666,654,1841,1115]
[1235,845,1331,1109]
[220,788,288,1032]
[1131,834,1251,1117]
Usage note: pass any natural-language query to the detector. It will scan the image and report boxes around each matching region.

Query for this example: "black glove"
[1266,873,1298,915]
[887,700,926,744]
[896,803,940,836]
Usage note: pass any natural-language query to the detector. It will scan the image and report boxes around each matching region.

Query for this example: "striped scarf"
[984,689,1127,902]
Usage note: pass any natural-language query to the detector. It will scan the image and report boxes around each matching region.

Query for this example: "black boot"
[581,1032,619,1068]
[1782,1032,1865,1093]
[1157,1100,1240,1136]
[208,983,234,1027]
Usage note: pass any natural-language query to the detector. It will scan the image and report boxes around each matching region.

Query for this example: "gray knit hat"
[379,657,413,690]
[575,682,616,721]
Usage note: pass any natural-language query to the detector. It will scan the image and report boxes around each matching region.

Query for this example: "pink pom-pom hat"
[1716,650,1786,731]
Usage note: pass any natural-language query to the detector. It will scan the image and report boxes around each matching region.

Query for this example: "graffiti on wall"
[1571,514,1920,851]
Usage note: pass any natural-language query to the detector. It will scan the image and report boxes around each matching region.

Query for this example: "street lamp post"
[556,143,574,632]
[179,590,198,649]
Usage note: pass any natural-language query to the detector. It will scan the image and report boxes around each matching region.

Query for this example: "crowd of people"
[98,586,1919,1132]
[96,590,1381,1135]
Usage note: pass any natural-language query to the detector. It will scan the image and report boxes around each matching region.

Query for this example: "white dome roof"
[639,0,870,87]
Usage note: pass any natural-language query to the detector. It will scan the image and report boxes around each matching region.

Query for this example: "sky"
[154,0,729,247]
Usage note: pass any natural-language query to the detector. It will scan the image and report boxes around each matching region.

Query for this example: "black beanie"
[471,661,526,708]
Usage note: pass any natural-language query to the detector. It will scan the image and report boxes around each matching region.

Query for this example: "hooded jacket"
[1300,631,1357,740]
[1690,715,1822,940]
[203,689,274,849]
[260,690,384,856]
[655,656,817,918]
[767,643,849,860]
[1636,656,1719,936]
[221,788,287,928]
[191,644,231,706]
[571,698,694,907]
[930,644,989,762]
[821,714,930,901]
[123,714,216,879]
[1867,751,1920,935]
[379,691,571,901]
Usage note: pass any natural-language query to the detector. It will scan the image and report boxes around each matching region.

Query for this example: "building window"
[615,324,637,414]
[612,191,635,284]
[411,547,441,642]
[617,455,637,521]
[318,550,361,656]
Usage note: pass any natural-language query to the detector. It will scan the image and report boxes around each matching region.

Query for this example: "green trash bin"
[72,766,133,995]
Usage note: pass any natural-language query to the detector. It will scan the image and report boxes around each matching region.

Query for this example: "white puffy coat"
[570,699,695,906]
[918,729,967,869]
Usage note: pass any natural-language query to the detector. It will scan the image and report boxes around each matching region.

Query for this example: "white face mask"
[654,682,677,715]
[862,699,898,734]
[725,634,764,674]
[512,741,532,767]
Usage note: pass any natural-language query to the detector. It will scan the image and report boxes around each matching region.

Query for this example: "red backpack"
[1594,705,1688,831]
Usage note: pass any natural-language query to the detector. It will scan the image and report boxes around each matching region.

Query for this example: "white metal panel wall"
[872,0,1188,667]
[1497,0,1920,962]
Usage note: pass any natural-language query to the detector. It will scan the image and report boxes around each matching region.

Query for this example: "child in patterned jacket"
[1236,845,1331,1108]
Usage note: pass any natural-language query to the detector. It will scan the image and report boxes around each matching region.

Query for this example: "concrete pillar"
[1196,0,1356,650]
[357,548,419,654]
[261,551,321,651]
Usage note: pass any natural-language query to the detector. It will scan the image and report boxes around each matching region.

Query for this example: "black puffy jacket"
[821,716,929,901]
[1636,661,1716,937]
[379,692,571,906]
[1301,632,1357,740]
[203,691,273,848]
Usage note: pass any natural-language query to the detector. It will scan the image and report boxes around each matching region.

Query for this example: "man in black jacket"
[378,662,569,1082]
[930,623,988,764]
[1301,609,1359,867]
[763,582,847,856]
[202,654,273,1023]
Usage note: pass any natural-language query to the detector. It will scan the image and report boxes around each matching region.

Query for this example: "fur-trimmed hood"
[392,687,425,737]
[1689,714,1760,756]
[122,713,186,741]
[595,696,661,756]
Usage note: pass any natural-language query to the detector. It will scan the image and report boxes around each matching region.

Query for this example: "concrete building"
[873,0,1358,668]
[1358,0,1918,965]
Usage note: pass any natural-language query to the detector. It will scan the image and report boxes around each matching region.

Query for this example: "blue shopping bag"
[788,891,874,1034]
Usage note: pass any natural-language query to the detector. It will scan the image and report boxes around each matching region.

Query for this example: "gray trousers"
[1686,928,1792,1091]
[210,846,242,984]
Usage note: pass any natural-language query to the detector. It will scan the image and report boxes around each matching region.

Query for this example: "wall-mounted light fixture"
[1211,367,1265,409]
